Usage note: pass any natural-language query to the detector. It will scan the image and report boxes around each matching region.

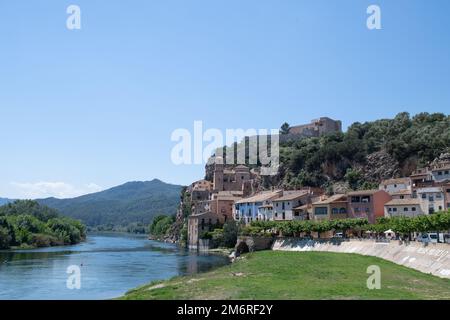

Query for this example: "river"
[0,233,229,300]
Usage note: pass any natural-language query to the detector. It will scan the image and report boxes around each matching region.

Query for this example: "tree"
[222,221,239,248]
[280,122,290,135]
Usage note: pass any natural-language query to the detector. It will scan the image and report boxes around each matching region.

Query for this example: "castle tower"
[213,157,224,192]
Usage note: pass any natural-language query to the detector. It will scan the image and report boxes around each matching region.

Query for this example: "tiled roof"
[313,194,347,205]
[380,177,410,185]
[235,191,282,204]
[385,199,420,206]
[417,187,443,193]
[272,190,309,202]
[390,189,412,195]
[347,189,381,196]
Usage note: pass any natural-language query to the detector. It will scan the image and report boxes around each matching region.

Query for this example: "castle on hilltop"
[288,117,342,138]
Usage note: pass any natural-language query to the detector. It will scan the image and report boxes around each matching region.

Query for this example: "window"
[339,208,347,214]
[446,189,450,193]
[404,207,408,212]
[400,195,405,199]
[332,208,339,214]
[412,207,416,211]
[421,193,426,199]
[315,207,328,215]
[438,171,443,176]
[439,206,442,211]
[351,196,360,203]
[445,171,449,175]
[361,196,371,203]
[355,207,360,213]
[388,208,392,212]
[429,196,434,202]
[394,184,397,188]
[393,208,397,212]
[436,193,442,199]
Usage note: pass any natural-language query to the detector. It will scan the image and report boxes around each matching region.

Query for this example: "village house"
[410,168,434,189]
[188,211,221,249]
[271,190,313,221]
[311,194,348,221]
[213,160,253,195]
[384,198,424,218]
[444,182,450,210]
[430,161,450,182]
[292,204,313,221]
[416,187,446,214]
[234,190,283,224]
[347,190,391,223]
[209,191,243,223]
[390,189,413,200]
[379,177,412,194]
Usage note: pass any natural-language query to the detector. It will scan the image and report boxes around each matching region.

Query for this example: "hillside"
[37,179,182,228]
[205,112,450,191]
[0,198,13,206]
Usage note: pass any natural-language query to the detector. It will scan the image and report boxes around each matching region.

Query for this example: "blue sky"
[1,0,449,199]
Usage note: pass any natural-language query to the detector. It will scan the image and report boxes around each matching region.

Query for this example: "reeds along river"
[0,233,229,300]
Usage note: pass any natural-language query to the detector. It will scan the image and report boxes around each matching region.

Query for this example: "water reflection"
[0,233,229,300]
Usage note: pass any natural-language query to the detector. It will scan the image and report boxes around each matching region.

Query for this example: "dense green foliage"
[0,200,86,249]
[279,112,450,188]
[123,251,450,300]
[244,211,450,238]
[149,215,175,238]
[204,221,239,248]
[38,179,182,228]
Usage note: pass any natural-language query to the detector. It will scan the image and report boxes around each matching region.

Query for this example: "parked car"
[418,233,438,243]
[333,232,343,238]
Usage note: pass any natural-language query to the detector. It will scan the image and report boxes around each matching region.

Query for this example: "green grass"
[121,251,450,300]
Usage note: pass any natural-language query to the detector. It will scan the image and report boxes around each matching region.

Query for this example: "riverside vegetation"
[0,200,86,249]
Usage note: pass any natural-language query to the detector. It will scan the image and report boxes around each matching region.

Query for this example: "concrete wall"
[273,238,450,279]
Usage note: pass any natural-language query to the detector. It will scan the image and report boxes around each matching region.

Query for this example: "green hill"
[37,179,182,228]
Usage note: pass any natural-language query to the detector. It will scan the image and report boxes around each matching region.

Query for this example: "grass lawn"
[121,251,450,300]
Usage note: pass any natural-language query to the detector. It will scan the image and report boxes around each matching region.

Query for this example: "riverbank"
[122,250,450,300]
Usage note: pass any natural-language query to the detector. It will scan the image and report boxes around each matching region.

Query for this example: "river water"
[0,233,229,300]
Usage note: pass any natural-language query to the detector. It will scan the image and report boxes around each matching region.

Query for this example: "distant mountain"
[0,198,13,206]
[37,179,183,227]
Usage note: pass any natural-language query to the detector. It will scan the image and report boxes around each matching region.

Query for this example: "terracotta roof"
[235,191,282,204]
[313,194,347,205]
[390,189,413,196]
[293,204,309,211]
[417,187,443,193]
[272,190,309,202]
[385,199,420,206]
[380,177,410,185]
[347,189,381,196]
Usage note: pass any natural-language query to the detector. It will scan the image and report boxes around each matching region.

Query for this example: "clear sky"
[1,0,449,199]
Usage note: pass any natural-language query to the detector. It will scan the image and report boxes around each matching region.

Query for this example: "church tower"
[213,157,224,192]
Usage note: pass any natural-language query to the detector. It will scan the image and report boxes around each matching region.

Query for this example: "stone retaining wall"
[273,238,450,279]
